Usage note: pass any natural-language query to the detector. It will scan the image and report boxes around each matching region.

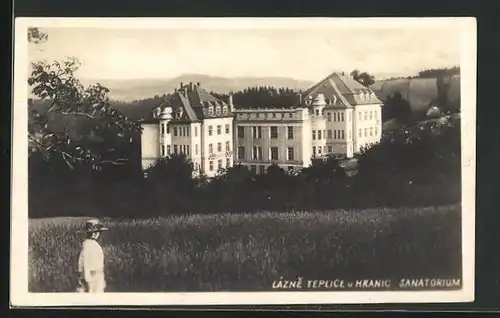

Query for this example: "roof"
[141,82,233,123]
[302,72,382,107]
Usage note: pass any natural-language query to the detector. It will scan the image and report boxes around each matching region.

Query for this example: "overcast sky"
[28,22,462,82]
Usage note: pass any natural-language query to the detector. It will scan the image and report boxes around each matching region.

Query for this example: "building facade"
[140,72,383,176]
[140,82,234,178]
[232,72,383,173]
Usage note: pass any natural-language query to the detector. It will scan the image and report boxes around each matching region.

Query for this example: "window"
[312,130,316,140]
[328,130,332,139]
[341,130,345,139]
[252,146,262,160]
[226,158,230,167]
[287,126,294,139]
[216,106,221,115]
[167,145,171,155]
[238,146,245,159]
[318,130,322,140]
[287,147,294,161]
[318,147,322,155]
[209,106,214,115]
[270,126,278,139]
[375,126,379,135]
[289,113,293,119]
[370,127,373,136]
[209,143,213,154]
[327,112,332,121]
[334,130,337,139]
[181,145,185,154]
[328,146,333,152]
[209,161,214,171]
[226,141,230,152]
[173,127,178,136]
[272,113,276,118]
[217,142,222,152]
[217,125,222,135]
[369,111,373,120]
[334,112,337,122]
[259,165,266,174]
[186,127,190,137]
[238,126,245,138]
[315,109,320,116]
[270,147,279,160]
[160,144,165,156]
[161,124,165,135]
[174,145,178,154]
[312,146,316,156]
[208,125,213,136]
[252,126,262,139]
[364,112,368,121]
[341,113,345,122]
[195,126,198,137]
[195,144,198,155]
[218,159,222,170]
[364,128,368,137]
[359,129,362,138]
[225,124,230,134]
[223,106,228,114]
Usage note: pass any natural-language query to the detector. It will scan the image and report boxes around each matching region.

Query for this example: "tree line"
[29,113,461,218]
[212,86,301,109]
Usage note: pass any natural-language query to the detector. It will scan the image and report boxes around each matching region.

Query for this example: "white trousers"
[77,271,106,293]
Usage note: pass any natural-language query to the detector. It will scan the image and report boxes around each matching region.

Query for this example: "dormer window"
[176,108,184,119]
[209,105,214,115]
[223,105,228,114]
[216,106,221,115]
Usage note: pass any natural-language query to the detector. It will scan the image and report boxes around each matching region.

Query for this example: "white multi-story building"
[140,72,383,176]
[233,72,383,173]
[140,82,234,177]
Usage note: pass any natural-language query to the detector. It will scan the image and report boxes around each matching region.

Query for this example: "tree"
[28,28,141,171]
[350,69,376,87]
[384,92,412,123]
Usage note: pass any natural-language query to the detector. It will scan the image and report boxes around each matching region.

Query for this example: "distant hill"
[371,75,461,113]
[81,74,315,102]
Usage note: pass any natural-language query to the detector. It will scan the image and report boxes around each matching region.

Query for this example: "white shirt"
[78,239,104,277]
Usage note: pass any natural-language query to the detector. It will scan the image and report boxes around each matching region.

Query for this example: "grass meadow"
[29,204,462,292]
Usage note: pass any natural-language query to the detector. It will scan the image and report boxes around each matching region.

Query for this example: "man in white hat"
[76,218,108,293]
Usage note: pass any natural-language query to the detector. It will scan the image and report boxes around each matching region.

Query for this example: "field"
[371,76,461,112]
[29,204,462,292]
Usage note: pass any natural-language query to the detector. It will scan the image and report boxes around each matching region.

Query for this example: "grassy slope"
[372,76,461,112]
[29,205,462,292]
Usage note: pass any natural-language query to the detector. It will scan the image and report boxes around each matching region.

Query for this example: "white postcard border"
[11,17,476,307]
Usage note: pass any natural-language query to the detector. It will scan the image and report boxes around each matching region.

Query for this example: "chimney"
[228,93,234,111]
[197,82,200,87]
[296,93,302,105]
[180,82,183,89]
[189,82,193,91]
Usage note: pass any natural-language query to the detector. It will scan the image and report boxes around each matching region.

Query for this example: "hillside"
[81,74,314,102]
[371,75,461,113]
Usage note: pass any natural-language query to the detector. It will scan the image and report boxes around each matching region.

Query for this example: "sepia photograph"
[11,17,476,306]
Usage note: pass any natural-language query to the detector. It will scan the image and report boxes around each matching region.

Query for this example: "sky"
[28,23,462,82]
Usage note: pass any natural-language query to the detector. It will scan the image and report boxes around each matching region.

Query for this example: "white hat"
[77,218,108,233]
